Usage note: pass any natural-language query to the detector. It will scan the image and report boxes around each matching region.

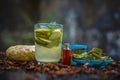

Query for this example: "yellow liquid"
[34,29,62,62]
[35,43,61,62]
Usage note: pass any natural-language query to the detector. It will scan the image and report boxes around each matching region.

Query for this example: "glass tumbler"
[34,23,63,63]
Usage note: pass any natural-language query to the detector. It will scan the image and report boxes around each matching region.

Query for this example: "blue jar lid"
[62,44,87,50]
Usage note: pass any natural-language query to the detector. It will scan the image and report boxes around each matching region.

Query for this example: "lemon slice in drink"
[47,29,62,47]
[35,37,51,45]
[35,29,52,45]
[49,29,62,40]
[35,29,52,39]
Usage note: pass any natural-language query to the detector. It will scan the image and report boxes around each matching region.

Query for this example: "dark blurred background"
[0,0,120,59]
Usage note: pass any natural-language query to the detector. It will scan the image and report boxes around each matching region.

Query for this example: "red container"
[62,43,71,66]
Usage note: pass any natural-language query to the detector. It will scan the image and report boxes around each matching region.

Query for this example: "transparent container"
[34,23,63,63]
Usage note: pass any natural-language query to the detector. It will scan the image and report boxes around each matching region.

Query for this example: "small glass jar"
[62,43,71,66]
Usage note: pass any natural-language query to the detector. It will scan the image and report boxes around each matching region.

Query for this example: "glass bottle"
[62,43,71,66]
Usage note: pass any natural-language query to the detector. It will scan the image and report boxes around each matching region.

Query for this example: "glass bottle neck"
[64,43,70,50]
[64,45,70,50]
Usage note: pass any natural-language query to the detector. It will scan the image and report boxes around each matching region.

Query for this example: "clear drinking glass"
[34,23,63,63]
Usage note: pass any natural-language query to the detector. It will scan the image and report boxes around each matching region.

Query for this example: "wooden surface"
[0,52,120,80]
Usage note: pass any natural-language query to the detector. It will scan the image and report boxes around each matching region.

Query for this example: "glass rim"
[34,23,63,27]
